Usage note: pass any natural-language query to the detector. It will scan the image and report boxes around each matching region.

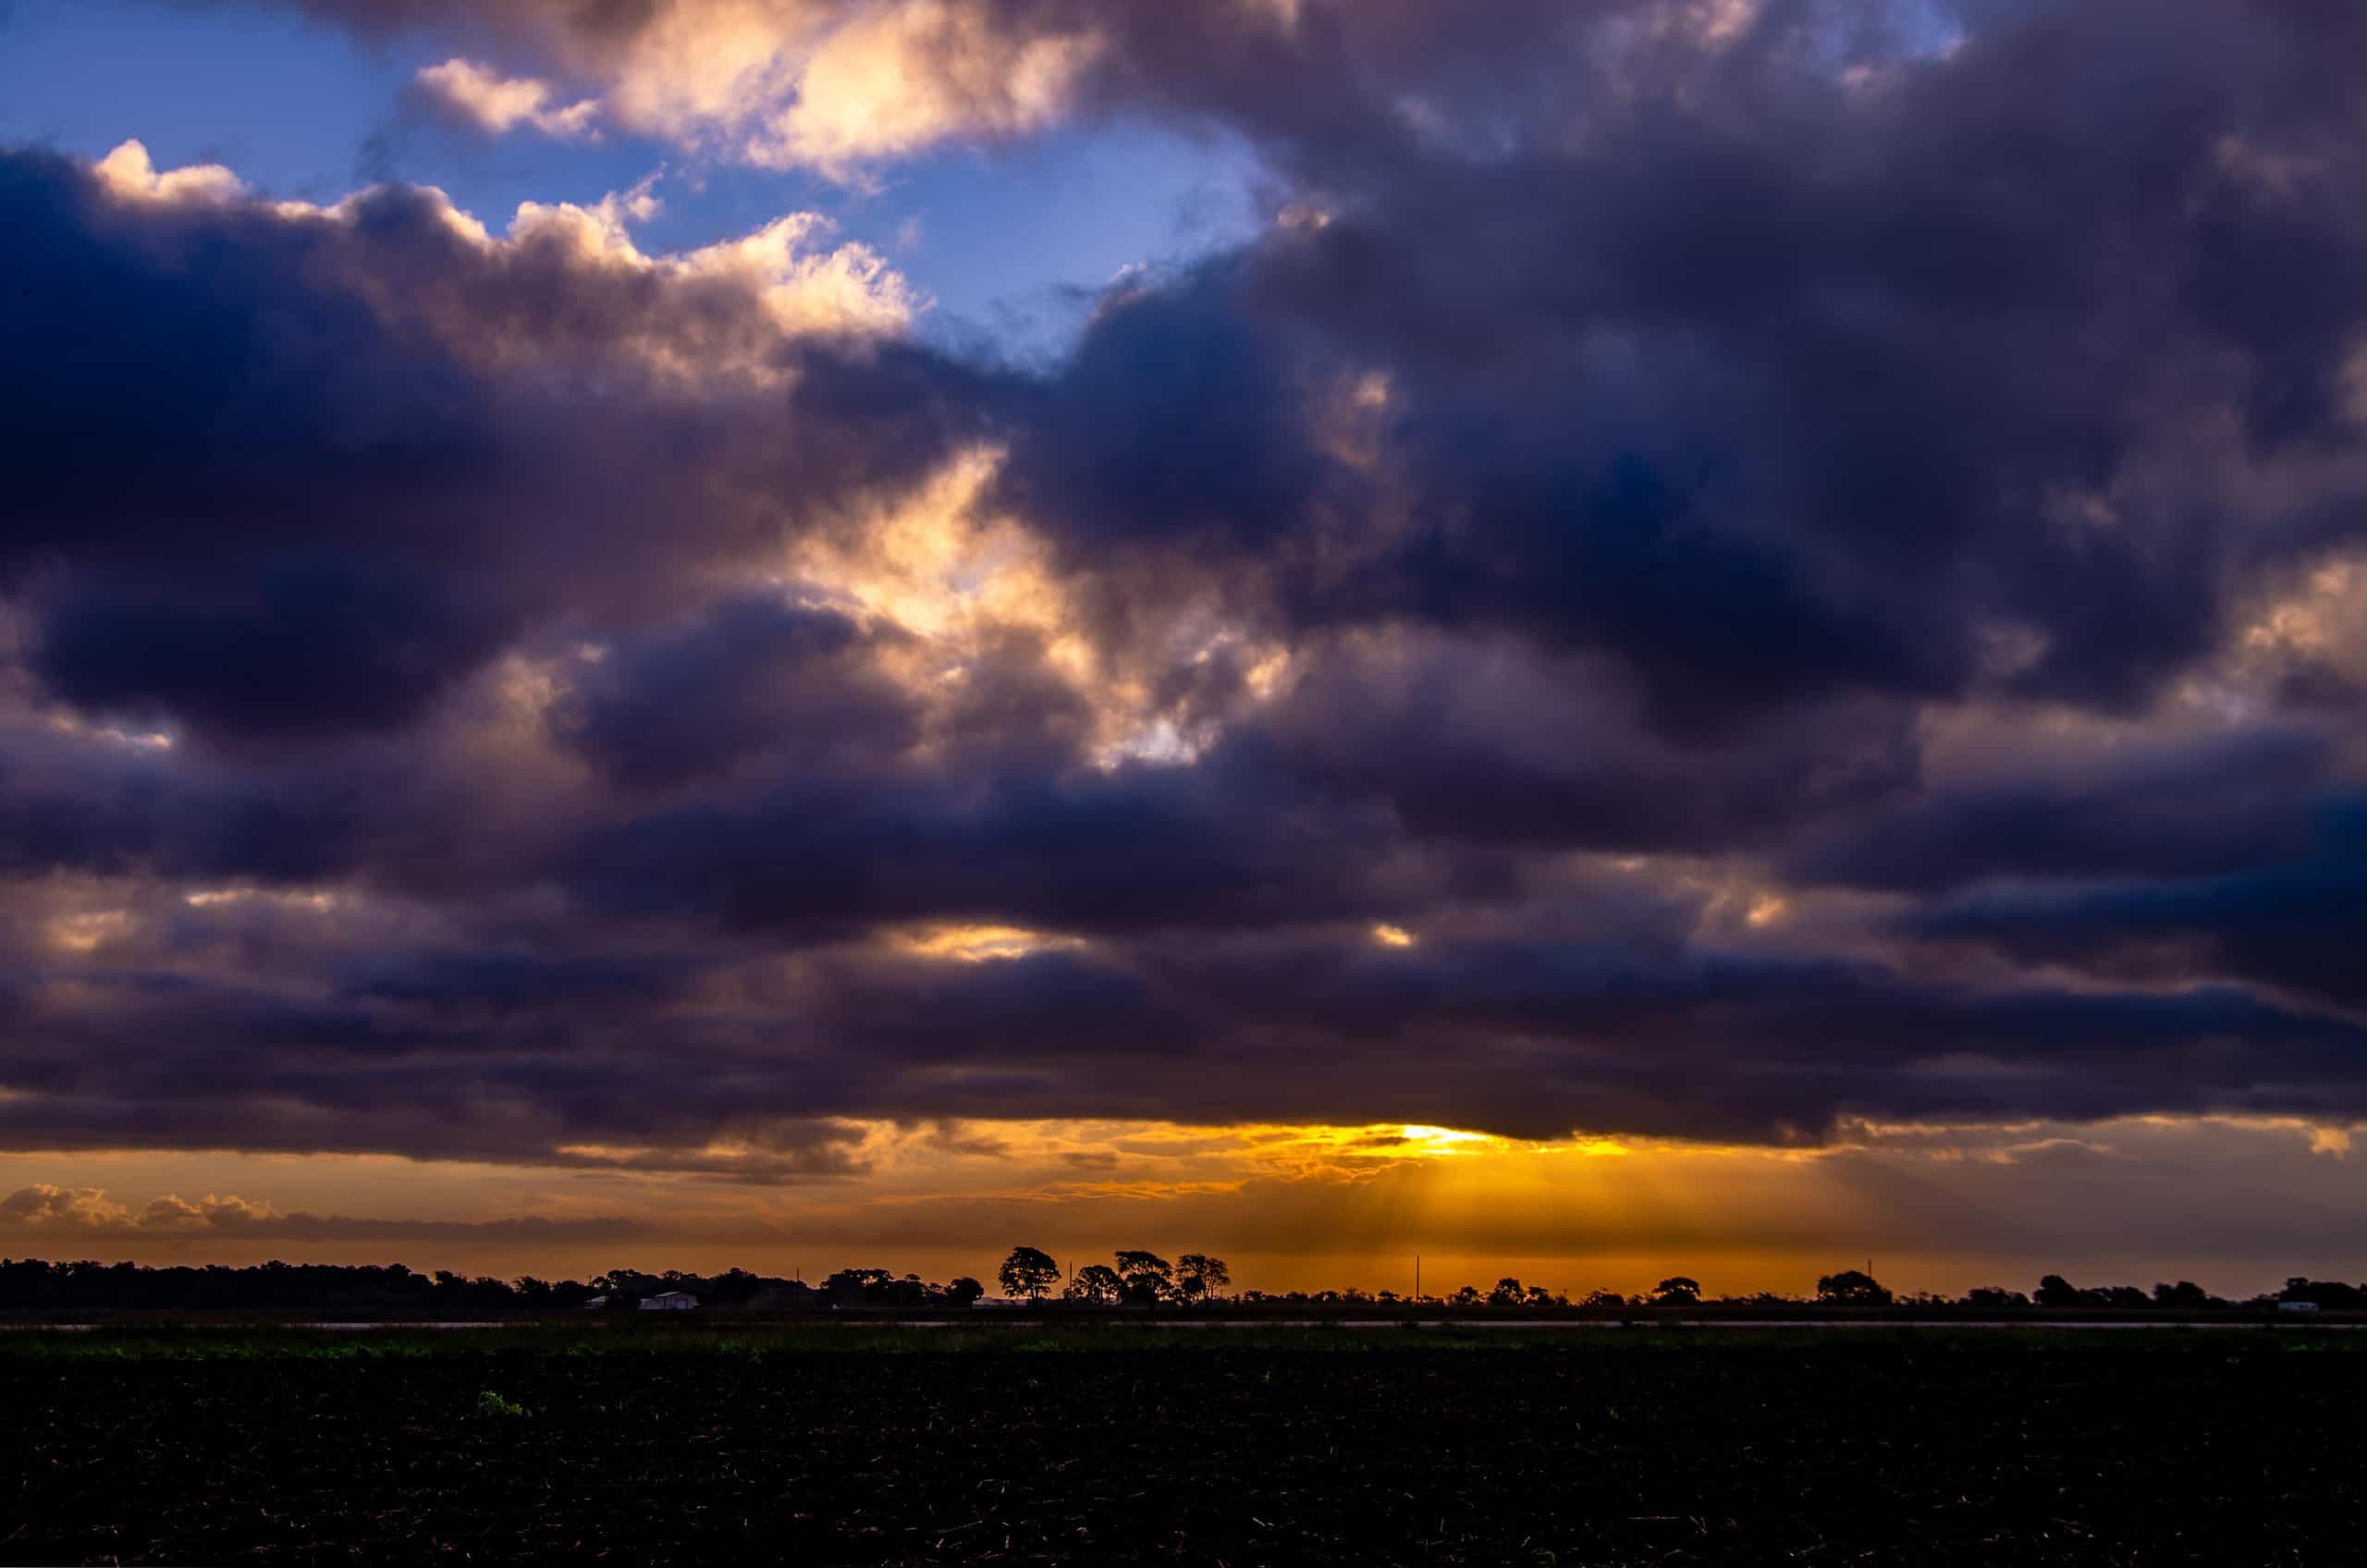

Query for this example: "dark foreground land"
[7,1325,2363,1564]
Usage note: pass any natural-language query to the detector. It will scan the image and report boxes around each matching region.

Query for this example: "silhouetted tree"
[1488,1277,1526,1306]
[705,1268,767,1306]
[1527,1284,1564,1308]
[2152,1280,2209,1307]
[998,1246,1061,1301]
[946,1277,985,1307]
[1815,1269,1892,1306]
[1176,1253,1231,1302]
[1450,1284,1483,1307]
[1579,1289,1627,1309]
[1652,1276,1702,1305]
[823,1267,895,1305]
[1064,1264,1124,1305]
[1113,1251,1173,1305]
[1966,1286,2031,1308]
[2034,1273,2081,1307]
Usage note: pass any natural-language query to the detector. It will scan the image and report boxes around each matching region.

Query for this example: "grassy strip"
[2,1319,2358,1360]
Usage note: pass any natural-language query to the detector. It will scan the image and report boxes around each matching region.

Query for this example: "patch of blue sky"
[0,0,410,202]
[0,0,1267,362]
[764,123,1266,363]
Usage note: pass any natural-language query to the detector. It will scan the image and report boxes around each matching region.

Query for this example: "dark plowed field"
[6,1329,2362,1563]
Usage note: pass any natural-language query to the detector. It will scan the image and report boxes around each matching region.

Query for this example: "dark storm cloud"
[336,947,688,1012]
[997,266,1333,556]
[0,725,359,883]
[564,745,1410,937]
[2276,659,2365,715]
[1785,729,2337,892]
[17,888,2364,1159]
[995,0,2367,732]
[6,0,2367,1168]
[440,931,2367,1144]
[1,146,989,747]
[1242,633,1922,853]
[33,555,510,738]
[1912,809,2367,1014]
[555,597,923,792]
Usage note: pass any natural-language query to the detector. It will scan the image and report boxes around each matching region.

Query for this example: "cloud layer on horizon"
[0,1182,644,1243]
[5,0,2367,1177]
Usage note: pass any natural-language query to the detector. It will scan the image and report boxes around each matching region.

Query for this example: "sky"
[1,0,2365,1301]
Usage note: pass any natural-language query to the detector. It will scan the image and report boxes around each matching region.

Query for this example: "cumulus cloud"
[0,1184,645,1241]
[1,1183,137,1230]
[228,0,1109,176]
[742,0,1100,177]
[414,56,601,138]
[90,138,241,202]
[6,140,941,745]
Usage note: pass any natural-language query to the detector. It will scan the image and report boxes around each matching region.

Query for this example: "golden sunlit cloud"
[90,140,920,387]
[750,2,1101,177]
[791,446,1026,643]
[183,888,344,912]
[45,712,173,751]
[45,911,133,953]
[1393,1124,1492,1152]
[891,923,1085,962]
[416,58,601,139]
[783,443,1292,773]
[92,139,242,203]
[1371,923,1417,947]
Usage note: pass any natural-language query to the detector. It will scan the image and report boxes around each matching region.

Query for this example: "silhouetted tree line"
[1000,1251,2367,1314]
[816,1268,986,1307]
[6,1251,2362,1314]
[0,1259,968,1315]
[1031,1250,1231,1305]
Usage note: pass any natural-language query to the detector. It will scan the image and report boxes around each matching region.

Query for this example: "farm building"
[640,1291,699,1311]
[2280,1300,2322,1313]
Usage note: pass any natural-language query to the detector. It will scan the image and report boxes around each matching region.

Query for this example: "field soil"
[6,1328,2362,1563]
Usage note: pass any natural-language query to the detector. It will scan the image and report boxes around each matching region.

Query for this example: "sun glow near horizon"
[7,1110,2364,1304]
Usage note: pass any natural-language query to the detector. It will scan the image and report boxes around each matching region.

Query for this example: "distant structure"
[2280,1300,2322,1314]
[581,1294,609,1310]
[973,1296,1032,1310]
[640,1291,699,1311]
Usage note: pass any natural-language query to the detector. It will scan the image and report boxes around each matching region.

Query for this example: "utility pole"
[1416,1254,1421,1303]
